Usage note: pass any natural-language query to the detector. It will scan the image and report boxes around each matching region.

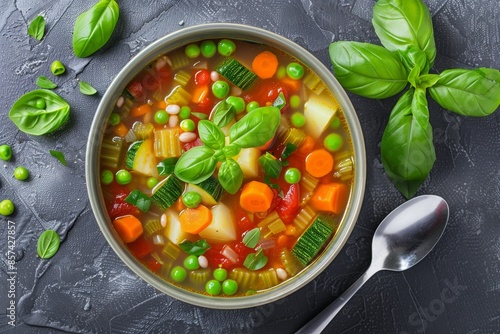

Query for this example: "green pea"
[245,289,257,296]
[226,96,245,114]
[183,255,200,270]
[330,116,341,129]
[0,144,12,161]
[205,279,222,295]
[179,106,191,120]
[213,267,227,281]
[217,39,236,56]
[200,40,216,58]
[290,95,301,109]
[291,112,306,128]
[180,119,195,132]
[182,191,202,209]
[324,133,343,152]
[185,44,200,58]
[109,112,120,126]
[147,177,159,189]
[0,199,15,216]
[284,167,301,184]
[286,62,304,80]
[212,80,229,99]
[222,279,238,295]
[115,169,132,185]
[50,60,66,76]
[170,266,187,282]
[154,110,169,125]
[276,65,287,79]
[35,98,46,109]
[246,101,259,113]
[101,170,114,185]
[13,166,29,181]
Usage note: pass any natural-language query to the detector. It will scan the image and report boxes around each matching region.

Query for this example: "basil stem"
[218,158,243,194]
[174,146,217,184]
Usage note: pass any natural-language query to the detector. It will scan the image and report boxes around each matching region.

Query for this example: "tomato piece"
[232,241,252,265]
[107,188,140,219]
[204,244,234,269]
[194,69,210,86]
[128,236,154,259]
[182,137,203,151]
[145,256,162,273]
[127,81,145,101]
[243,79,289,112]
[235,209,256,237]
[276,183,300,224]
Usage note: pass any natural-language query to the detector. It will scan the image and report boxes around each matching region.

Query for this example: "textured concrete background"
[1,0,499,333]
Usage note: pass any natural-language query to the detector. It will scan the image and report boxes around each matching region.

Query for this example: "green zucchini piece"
[185,176,223,205]
[291,214,335,266]
[151,175,183,210]
[216,58,257,90]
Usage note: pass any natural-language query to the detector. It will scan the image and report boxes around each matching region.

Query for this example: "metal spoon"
[296,195,449,334]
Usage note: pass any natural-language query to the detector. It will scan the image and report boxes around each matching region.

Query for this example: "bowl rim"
[86,22,366,309]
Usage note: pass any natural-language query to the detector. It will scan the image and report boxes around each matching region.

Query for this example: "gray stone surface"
[1,0,499,333]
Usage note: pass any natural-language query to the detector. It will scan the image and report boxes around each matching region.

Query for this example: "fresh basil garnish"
[174,145,217,184]
[37,230,60,259]
[242,228,260,248]
[243,248,268,271]
[198,120,225,150]
[273,92,287,110]
[281,143,297,160]
[191,112,209,120]
[79,80,98,95]
[229,106,281,148]
[218,158,243,195]
[157,157,178,176]
[258,152,282,179]
[211,100,236,128]
[179,239,211,256]
[28,16,45,41]
[125,189,151,212]
[36,76,57,89]
[50,150,67,166]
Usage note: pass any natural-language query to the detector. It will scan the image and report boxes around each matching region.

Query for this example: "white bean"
[198,255,208,268]
[160,214,167,228]
[116,96,124,108]
[231,86,242,96]
[166,104,180,115]
[276,268,288,281]
[210,71,219,82]
[155,56,168,70]
[179,132,197,143]
[168,115,179,127]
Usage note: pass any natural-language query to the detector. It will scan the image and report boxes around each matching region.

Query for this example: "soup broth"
[99,39,355,297]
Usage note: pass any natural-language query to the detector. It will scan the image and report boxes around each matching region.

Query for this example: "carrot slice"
[240,181,274,213]
[114,123,128,137]
[191,85,209,104]
[113,215,143,243]
[130,103,151,117]
[155,100,167,110]
[252,51,279,79]
[305,148,334,178]
[296,135,315,156]
[179,204,213,234]
[310,183,348,214]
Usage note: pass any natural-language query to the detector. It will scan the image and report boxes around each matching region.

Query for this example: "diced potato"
[199,203,236,242]
[164,209,189,245]
[303,94,338,139]
[132,139,158,177]
[234,148,260,178]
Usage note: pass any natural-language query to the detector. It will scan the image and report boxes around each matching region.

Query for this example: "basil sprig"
[329,0,500,198]
[243,248,268,271]
[179,239,211,256]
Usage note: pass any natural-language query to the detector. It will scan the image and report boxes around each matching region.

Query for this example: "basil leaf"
[417,74,440,89]
[281,143,297,160]
[218,158,243,194]
[28,16,45,41]
[411,88,429,130]
[372,0,436,67]
[211,100,236,128]
[222,144,241,159]
[179,239,211,256]
[258,152,282,178]
[198,120,225,150]
[428,68,500,117]
[243,249,268,271]
[37,230,60,259]
[79,80,97,95]
[125,189,151,212]
[157,157,178,176]
[230,106,281,148]
[381,89,435,198]
[273,92,286,110]
[398,45,429,75]
[174,145,217,184]
[329,41,408,99]
[242,228,260,248]
[9,89,70,135]
[407,65,420,88]
[50,150,67,166]
[36,76,57,89]
[72,0,120,58]
[191,112,209,120]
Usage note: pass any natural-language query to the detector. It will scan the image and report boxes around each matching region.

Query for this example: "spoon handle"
[295,264,379,334]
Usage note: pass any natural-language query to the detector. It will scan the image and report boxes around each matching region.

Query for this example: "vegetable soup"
[99,38,355,297]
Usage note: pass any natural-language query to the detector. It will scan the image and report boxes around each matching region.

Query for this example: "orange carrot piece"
[252,51,279,79]
[155,100,167,110]
[277,234,291,248]
[296,135,315,156]
[179,205,213,234]
[114,123,129,137]
[191,85,209,104]
[113,215,143,243]
[281,77,301,92]
[305,148,334,178]
[285,224,297,237]
[310,183,348,214]
[175,197,186,212]
[130,103,151,117]
[239,181,274,213]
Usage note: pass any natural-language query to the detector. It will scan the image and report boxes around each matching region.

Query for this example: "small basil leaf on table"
[198,120,225,150]
[179,239,211,256]
[174,145,217,184]
[211,100,236,128]
[28,15,45,40]
[243,248,268,271]
[329,41,408,99]
[428,68,500,117]
[372,0,436,67]
[125,189,151,212]
[50,150,67,166]
[72,0,120,58]
[157,157,178,176]
[79,80,98,95]
[218,158,243,194]
[258,152,282,179]
[36,76,58,89]
[9,89,70,135]
[242,228,260,248]
[381,89,436,199]
[37,230,61,259]
[229,106,281,148]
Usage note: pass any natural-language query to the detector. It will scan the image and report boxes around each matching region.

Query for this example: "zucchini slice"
[151,175,183,210]
[185,176,223,206]
[126,139,158,177]
[216,58,257,90]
